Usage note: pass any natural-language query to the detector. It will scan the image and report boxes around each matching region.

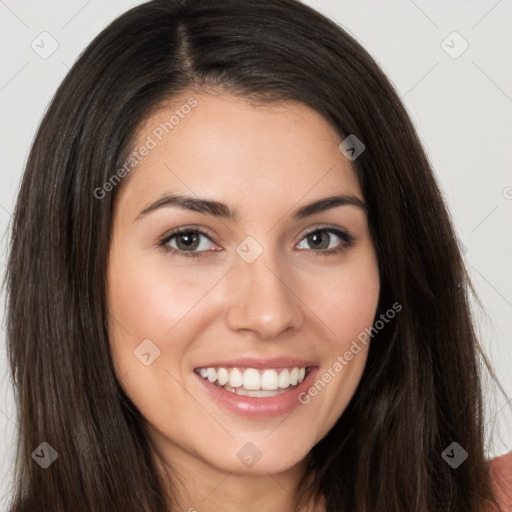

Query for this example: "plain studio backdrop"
[0,0,511,507]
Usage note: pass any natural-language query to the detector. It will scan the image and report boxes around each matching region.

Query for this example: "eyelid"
[159,224,216,242]
[299,223,347,239]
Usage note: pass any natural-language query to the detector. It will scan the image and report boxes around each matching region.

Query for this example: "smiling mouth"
[194,366,311,397]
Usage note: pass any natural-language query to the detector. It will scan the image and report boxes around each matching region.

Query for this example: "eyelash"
[157,225,356,260]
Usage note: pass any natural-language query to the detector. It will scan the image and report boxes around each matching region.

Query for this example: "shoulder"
[488,451,512,512]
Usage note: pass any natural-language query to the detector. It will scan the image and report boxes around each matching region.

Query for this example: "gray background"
[1,0,511,507]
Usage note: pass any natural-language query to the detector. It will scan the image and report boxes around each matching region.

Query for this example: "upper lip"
[194,357,317,369]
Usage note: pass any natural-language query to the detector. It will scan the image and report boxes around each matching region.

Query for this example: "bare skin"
[106,91,380,511]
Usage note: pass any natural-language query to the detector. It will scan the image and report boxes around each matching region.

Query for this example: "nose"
[225,249,304,340]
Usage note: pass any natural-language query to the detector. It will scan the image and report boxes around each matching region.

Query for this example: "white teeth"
[243,368,261,390]
[278,369,290,389]
[196,366,308,392]
[222,383,290,397]
[229,368,243,388]
[217,367,229,386]
[261,369,279,390]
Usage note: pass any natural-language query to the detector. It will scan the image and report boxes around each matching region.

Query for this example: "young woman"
[4,0,511,510]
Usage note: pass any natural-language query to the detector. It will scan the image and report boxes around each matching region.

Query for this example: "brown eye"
[296,228,355,255]
[159,228,217,259]
[305,231,331,250]
[174,231,201,251]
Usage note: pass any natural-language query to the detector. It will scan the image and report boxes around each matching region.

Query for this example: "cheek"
[106,248,229,401]
[106,251,203,435]
[107,250,219,342]
[301,252,380,348]
[298,250,380,428]
[106,248,177,378]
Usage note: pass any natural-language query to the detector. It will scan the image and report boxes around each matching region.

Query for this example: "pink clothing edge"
[489,451,512,512]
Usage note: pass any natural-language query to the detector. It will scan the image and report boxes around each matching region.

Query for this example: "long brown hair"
[3,0,502,510]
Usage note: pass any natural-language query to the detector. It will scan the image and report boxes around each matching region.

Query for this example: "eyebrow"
[135,192,366,222]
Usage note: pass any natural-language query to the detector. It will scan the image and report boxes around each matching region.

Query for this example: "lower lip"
[195,368,318,418]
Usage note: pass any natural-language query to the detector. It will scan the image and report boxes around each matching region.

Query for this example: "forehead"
[116,92,362,215]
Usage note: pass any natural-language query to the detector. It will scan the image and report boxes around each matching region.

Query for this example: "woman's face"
[107,92,380,477]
